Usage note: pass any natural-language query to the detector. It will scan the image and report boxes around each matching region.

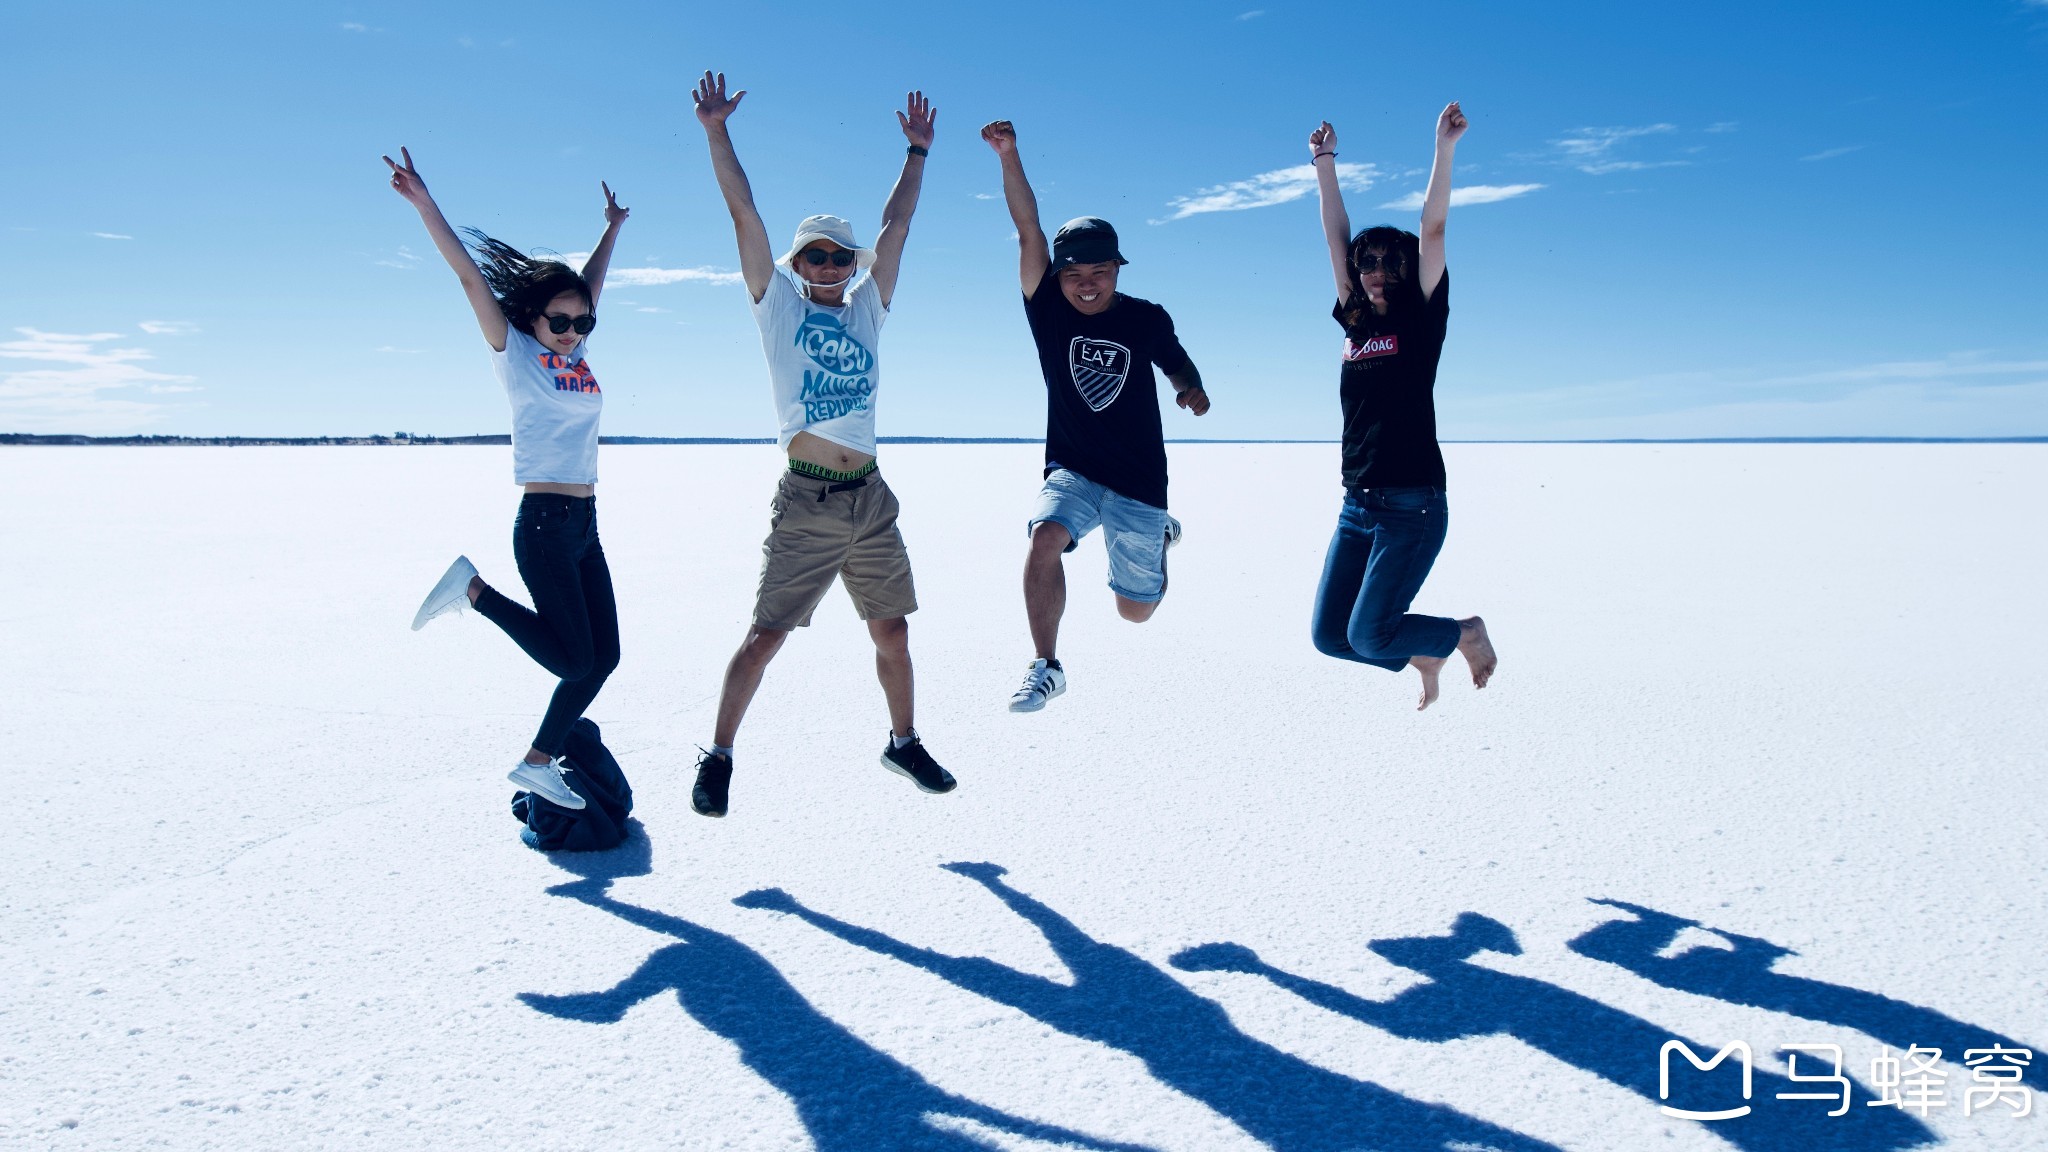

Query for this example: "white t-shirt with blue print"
[751,269,887,457]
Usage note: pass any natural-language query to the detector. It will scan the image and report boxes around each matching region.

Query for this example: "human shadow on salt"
[519,841,1154,1152]
[1168,912,1934,1151]
[1569,898,2038,1061]
[736,862,1564,1152]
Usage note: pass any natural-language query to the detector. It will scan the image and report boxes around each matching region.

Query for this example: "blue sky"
[5,1,2047,438]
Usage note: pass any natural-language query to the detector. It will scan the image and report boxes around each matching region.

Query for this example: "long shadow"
[737,862,1565,1152]
[1170,912,1934,1151]
[1570,898,2037,1059]
[520,836,1152,1152]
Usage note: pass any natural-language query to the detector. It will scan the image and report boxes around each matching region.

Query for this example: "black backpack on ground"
[510,717,633,851]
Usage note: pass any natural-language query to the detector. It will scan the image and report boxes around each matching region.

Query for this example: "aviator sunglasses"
[1353,250,1405,274]
[544,312,597,335]
[801,248,859,268]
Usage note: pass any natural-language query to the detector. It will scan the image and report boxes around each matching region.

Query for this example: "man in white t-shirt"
[687,70,953,817]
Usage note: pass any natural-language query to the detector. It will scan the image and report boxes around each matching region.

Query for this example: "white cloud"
[1800,145,1864,162]
[568,254,744,287]
[1705,121,1740,133]
[0,327,197,433]
[1377,183,1546,211]
[1157,161,1379,222]
[1551,124,1680,174]
[374,245,421,270]
[973,193,998,200]
[1238,9,1266,18]
[138,320,199,336]
[340,22,370,32]
[93,232,133,240]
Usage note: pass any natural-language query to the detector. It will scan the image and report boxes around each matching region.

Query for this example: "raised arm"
[580,182,630,306]
[1417,101,1466,302]
[383,147,509,351]
[980,120,1050,298]
[1309,121,1352,304]
[692,71,775,303]
[868,90,934,309]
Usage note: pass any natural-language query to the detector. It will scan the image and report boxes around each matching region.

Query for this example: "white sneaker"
[508,757,587,810]
[1166,517,1182,549]
[412,555,479,631]
[1008,658,1067,713]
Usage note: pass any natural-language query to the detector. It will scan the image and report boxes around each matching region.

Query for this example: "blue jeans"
[1311,487,1460,672]
[474,494,621,756]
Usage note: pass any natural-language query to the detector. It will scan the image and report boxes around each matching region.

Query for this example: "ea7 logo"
[1660,1040,1753,1120]
[1068,337,1132,412]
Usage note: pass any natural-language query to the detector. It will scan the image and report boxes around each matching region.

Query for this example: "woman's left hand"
[1437,101,1468,145]
[898,90,937,150]
[602,181,629,227]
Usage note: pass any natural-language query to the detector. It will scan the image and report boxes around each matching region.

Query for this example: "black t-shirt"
[1024,268,1191,509]
[1335,270,1450,490]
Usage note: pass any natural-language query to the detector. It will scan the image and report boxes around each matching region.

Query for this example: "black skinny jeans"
[474,494,621,757]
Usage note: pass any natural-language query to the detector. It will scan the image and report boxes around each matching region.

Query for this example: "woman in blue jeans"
[385,146,627,809]
[1306,105,1497,710]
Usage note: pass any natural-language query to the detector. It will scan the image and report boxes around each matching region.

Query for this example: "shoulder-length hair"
[460,228,592,332]
[1337,225,1424,329]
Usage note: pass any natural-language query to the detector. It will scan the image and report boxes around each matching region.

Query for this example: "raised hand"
[693,70,745,127]
[601,180,629,227]
[897,90,936,149]
[382,146,431,207]
[980,119,1018,156]
[1437,101,1468,146]
[1310,121,1338,157]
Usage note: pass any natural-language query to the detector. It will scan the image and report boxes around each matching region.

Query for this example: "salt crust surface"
[1,443,2042,1150]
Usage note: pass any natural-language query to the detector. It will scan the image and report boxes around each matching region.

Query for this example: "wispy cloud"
[1238,9,1266,18]
[1800,145,1864,162]
[1705,121,1739,134]
[1549,124,1682,174]
[564,254,744,286]
[1156,161,1379,222]
[1377,183,1546,211]
[374,245,421,270]
[93,232,133,240]
[138,320,199,336]
[0,327,197,433]
[339,22,380,32]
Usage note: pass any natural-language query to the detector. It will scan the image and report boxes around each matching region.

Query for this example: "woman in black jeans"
[386,146,627,809]
[1306,105,1497,710]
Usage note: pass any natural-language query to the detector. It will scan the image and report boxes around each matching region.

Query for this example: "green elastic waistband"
[787,458,878,483]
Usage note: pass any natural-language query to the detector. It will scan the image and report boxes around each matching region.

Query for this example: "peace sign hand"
[382,146,431,206]
[980,119,1017,156]
[693,70,746,127]
[601,181,629,227]
[898,91,936,150]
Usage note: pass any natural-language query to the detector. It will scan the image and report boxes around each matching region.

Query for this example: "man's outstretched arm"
[868,90,935,309]
[693,70,775,304]
[981,119,1050,298]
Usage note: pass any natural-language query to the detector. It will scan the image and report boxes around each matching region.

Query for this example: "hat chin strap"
[795,269,856,302]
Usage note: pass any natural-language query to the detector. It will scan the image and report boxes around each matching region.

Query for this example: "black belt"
[819,476,869,501]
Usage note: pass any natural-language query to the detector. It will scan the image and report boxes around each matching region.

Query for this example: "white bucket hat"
[775,214,876,270]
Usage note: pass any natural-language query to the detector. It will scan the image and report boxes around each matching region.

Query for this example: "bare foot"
[1458,616,1497,688]
[1409,655,1446,711]
[467,575,485,606]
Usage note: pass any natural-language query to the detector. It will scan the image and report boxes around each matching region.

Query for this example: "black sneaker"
[880,736,956,794]
[692,749,733,817]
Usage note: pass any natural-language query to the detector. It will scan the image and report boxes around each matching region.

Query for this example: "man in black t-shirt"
[982,119,1211,714]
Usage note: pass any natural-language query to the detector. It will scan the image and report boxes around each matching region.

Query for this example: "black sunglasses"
[544,312,597,335]
[801,248,858,268]
[1354,250,1405,274]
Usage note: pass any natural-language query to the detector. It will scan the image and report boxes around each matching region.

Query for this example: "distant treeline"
[3,434,2040,447]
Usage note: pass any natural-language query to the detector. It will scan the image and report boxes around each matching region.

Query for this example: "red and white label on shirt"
[1343,334,1399,362]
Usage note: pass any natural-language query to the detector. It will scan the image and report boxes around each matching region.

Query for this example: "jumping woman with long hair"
[386,146,628,809]
[1308,105,1498,709]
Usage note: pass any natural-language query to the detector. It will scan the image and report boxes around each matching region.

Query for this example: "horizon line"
[3,434,2046,447]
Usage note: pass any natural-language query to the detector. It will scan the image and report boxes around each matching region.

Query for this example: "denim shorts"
[1028,468,1178,603]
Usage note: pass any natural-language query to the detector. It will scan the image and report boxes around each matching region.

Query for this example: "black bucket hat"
[1050,217,1128,269]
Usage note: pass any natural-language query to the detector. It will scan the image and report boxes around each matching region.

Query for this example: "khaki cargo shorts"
[754,470,918,630]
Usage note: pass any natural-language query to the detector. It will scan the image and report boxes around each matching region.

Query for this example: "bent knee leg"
[1116,596,1158,623]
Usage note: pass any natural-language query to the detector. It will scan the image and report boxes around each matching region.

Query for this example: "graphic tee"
[1334,270,1450,491]
[491,327,602,485]
[752,269,887,456]
[1023,267,1191,509]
